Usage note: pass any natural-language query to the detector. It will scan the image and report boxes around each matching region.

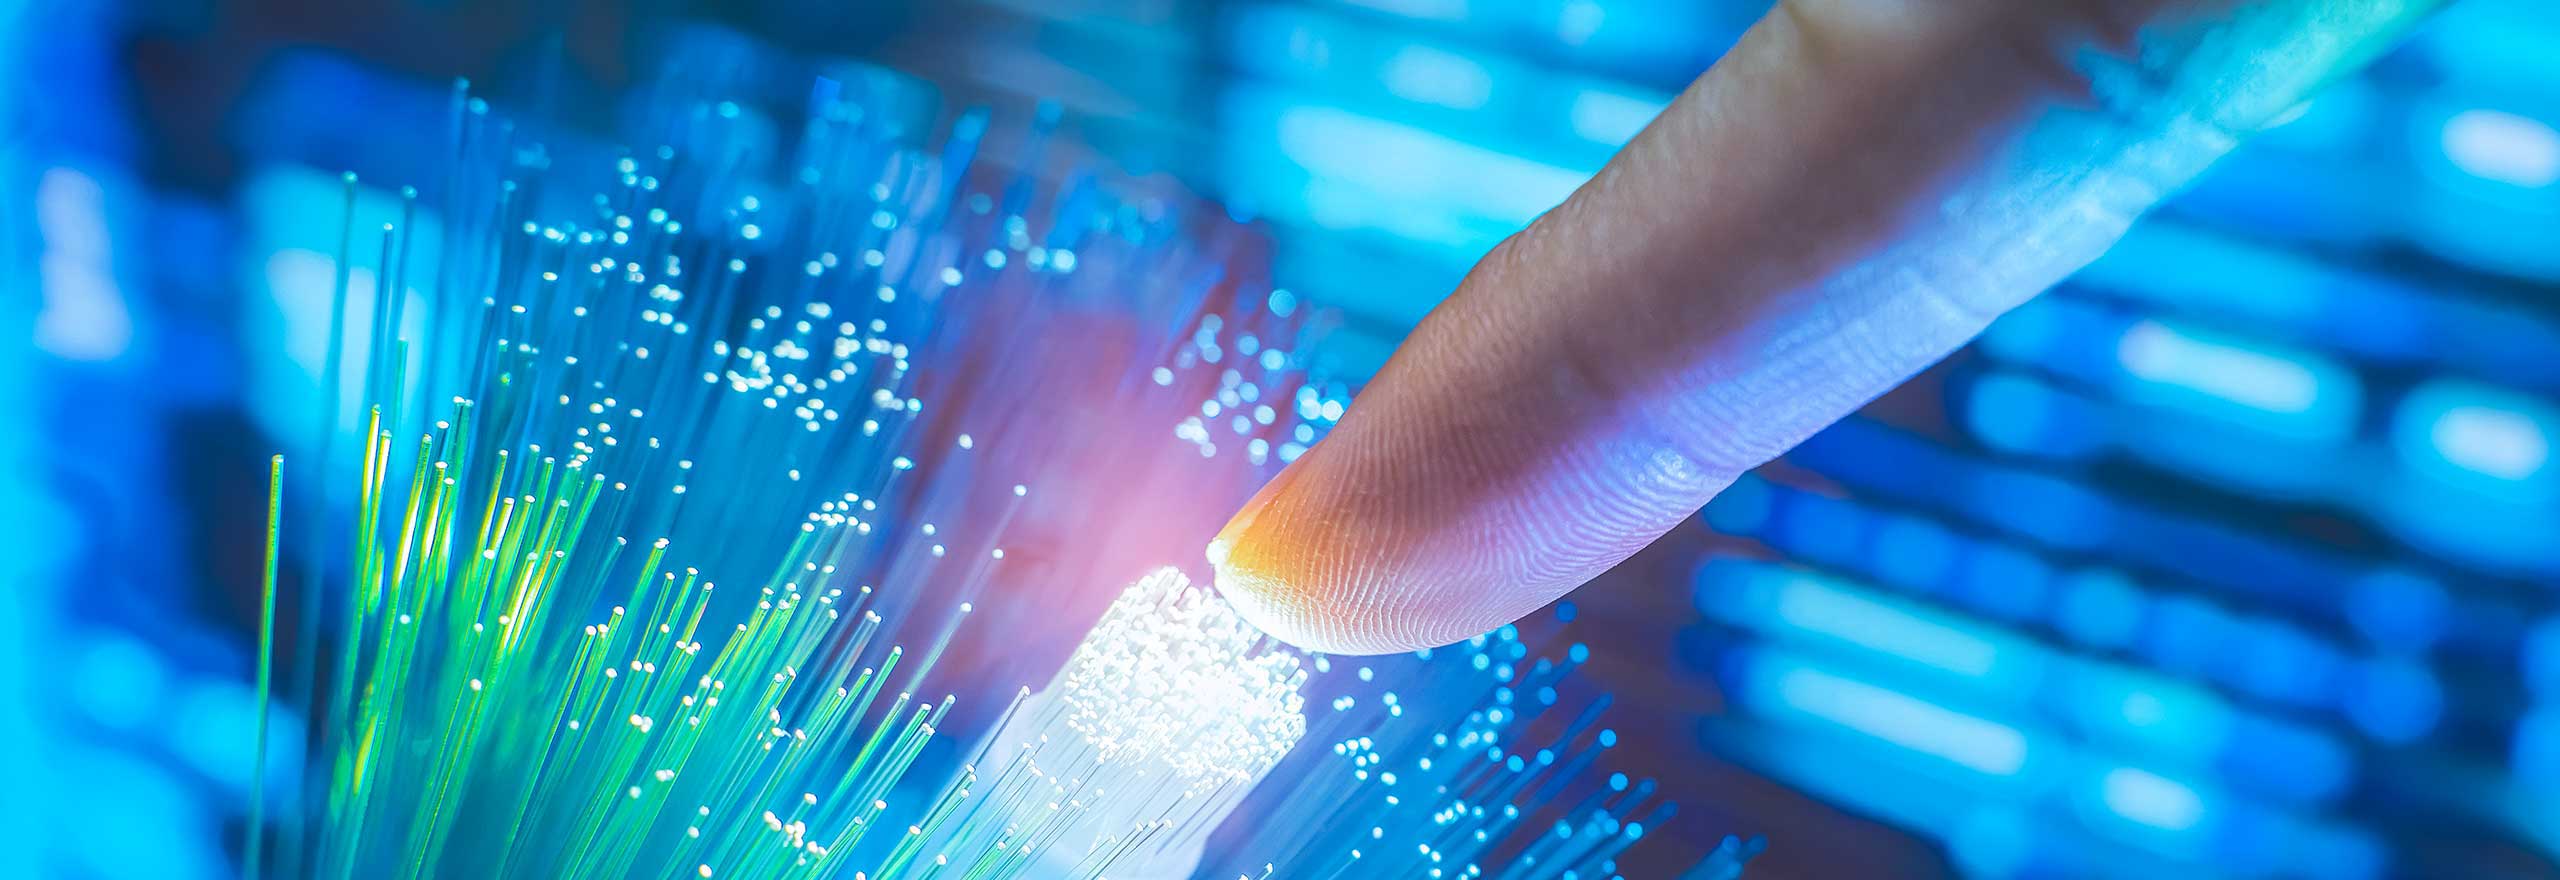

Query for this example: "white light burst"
[1059,567,1308,790]
[952,568,1307,876]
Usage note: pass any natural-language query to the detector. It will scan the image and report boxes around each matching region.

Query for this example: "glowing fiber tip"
[1058,568,1308,791]
[945,570,1306,876]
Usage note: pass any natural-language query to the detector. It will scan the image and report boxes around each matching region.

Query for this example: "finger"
[1209,0,2440,654]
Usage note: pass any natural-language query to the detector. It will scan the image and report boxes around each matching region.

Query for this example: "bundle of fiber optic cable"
[247,57,1757,880]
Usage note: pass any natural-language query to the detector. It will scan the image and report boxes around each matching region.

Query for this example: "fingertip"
[1207,552,1335,653]
[1207,468,1290,632]
[1208,455,1438,656]
[1208,478,1363,654]
[1210,545,1435,656]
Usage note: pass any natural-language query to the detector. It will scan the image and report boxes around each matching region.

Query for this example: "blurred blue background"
[3,0,2558,877]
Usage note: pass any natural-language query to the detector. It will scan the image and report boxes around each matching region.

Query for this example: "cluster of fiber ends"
[1056,568,1309,792]
[293,409,1302,878]
[245,68,1441,880]
[264,161,1313,877]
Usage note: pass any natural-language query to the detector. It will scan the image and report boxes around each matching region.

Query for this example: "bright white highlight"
[2100,766,2207,832]
[1057,567,1308,790]
[1770,664,2029,777]
[2442,108,2560,189]
[941,569,1307,877]
[2431,403,2549,481]
[2117,319,2322,415]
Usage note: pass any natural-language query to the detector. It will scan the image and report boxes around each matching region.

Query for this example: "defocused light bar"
[1767,662,2031,777]
[2100,766,2208,832]
[1712,480,2351,791]
[2410,96,2560,281]
[1772,574,2003,679]
[1379,44,1493,110]
[1551,0,1605,46]
[1296,176,1481,247]
[2397,380,2555,483]
[2441,108,2560,188]
[2431,403,2550,480]
[2112,318,2366,447]
[34,167,131,362]
[1698,561,2040,689]
[1796,420,2377,622]
[1567,85,1668,146]
[1269,102,1589,228]
[1330,0,1469,24]
[2117,319,2322,415]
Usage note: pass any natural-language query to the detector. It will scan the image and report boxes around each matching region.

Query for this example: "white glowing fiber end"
[1059,567,1308,790]
[940,568,1307,878]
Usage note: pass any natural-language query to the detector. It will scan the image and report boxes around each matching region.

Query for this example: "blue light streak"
[1755,658,2032,777]
[2099,766,2207,832]
[2440,108,2560,188]
[2394,379,2556,491]
[2114,319,2355,436]
[1379,45,1495,110]
[1696,561,2037,687]
[1565,85,1667,146]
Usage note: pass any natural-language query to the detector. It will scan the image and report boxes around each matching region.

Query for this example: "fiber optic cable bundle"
[248,61,1754,879]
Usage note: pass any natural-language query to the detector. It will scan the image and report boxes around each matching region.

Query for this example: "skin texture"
[1209,0,2443,654]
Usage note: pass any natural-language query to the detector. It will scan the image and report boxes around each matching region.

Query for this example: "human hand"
[1208,0,2443,654]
